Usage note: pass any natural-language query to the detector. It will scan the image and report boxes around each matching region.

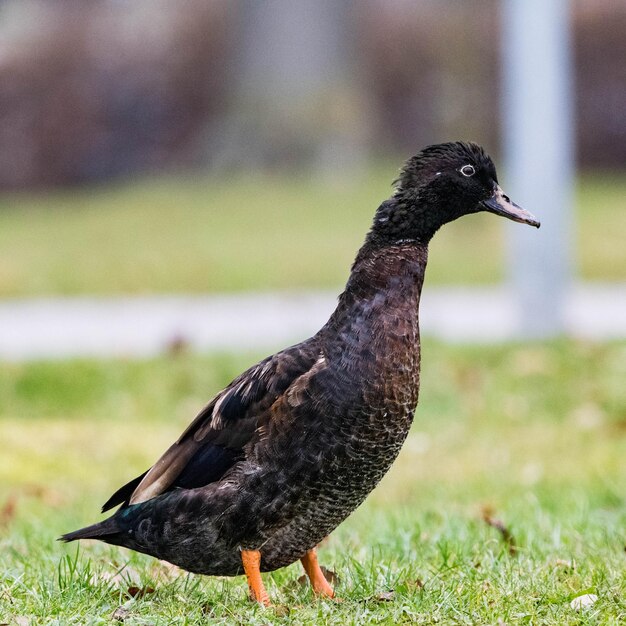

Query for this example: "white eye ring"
[460,165,475,177]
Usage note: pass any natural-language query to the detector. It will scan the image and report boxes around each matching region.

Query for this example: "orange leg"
[241,549,271,607]
[300,548,335,598]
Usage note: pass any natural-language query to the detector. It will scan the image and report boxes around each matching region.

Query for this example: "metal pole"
[502,0,574,337]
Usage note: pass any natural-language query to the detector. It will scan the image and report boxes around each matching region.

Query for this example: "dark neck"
[325,240,428,332]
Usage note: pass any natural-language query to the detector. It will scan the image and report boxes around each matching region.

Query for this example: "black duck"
[62,142,539,605]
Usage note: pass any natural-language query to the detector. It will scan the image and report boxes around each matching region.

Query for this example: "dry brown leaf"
[126,585,155,599]
[296,566,339,588]
[0,494,18,529]
[319,566,338,585]
[480,505,518,556]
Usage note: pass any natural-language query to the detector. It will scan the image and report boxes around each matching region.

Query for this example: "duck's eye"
[460,165,475,177]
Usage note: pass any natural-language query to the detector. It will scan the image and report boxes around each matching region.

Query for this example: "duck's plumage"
[101,341,321,513]
[62,142,539,599]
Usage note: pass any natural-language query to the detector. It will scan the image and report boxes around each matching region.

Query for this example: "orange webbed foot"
[300,548,337,600]
[241,549,271,607]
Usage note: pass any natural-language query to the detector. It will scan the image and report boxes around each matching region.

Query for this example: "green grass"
[0,171,624,297]
[1,340,625,623]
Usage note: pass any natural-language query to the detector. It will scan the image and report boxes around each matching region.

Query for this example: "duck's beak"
[481,184,540,228]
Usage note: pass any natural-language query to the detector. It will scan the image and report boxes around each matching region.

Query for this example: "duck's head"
[371,141,539,244]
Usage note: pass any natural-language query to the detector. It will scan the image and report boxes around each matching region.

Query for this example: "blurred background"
[0,0,624,358]
[0,0,626,354]
[1,0,624,188]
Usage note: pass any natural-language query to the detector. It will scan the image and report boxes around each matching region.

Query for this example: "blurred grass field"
[0,171,624,297]
[1,340,625,623]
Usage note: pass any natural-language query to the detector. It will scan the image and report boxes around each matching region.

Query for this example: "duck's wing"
[101,341,320,512]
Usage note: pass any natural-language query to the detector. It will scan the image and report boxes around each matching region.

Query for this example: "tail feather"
[101,470,148,513]
[59,516,120,543]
